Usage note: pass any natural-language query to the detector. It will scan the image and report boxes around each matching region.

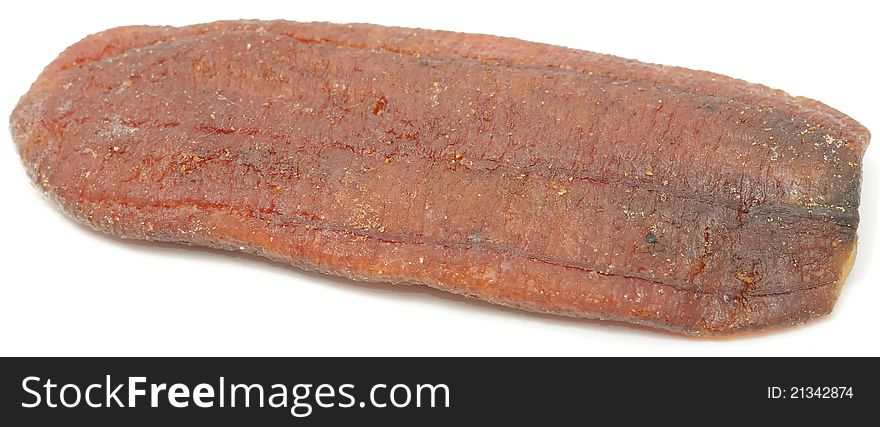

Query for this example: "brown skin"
[10,20,869,335]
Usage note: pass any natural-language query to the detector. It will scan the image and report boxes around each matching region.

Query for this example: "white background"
[2,0,877,356]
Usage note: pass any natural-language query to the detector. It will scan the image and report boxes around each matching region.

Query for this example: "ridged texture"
[10,20,869,335]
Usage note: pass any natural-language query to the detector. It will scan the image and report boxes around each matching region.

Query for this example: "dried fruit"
[10,20,869,335]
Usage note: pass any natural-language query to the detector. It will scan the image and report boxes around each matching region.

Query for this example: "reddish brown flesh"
[10,20,869,335]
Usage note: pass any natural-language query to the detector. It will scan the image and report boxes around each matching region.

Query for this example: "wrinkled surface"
[10,20,870,335]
